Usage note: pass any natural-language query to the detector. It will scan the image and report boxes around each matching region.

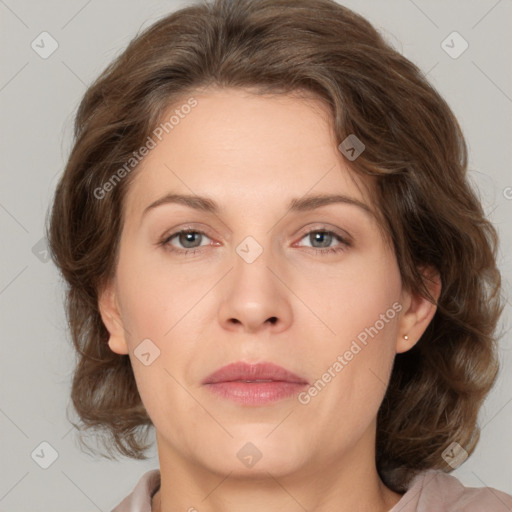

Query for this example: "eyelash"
[159,227,351,256]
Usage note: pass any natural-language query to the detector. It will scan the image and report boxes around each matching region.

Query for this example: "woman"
[46,0,512,510]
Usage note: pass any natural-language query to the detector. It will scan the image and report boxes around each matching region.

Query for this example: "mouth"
[202,361,308,405]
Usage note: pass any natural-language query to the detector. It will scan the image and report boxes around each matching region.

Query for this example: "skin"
[99,87,441,512]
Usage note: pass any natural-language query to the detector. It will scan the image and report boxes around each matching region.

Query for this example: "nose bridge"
[217,229,291,332]
[235,233,268,266]
[231,232,277,301]
[229,207,278,278]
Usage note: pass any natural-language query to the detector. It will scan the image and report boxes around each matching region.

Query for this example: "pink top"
[111,468,512,512]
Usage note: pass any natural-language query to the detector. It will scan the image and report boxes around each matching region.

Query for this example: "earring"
[403,335,409,340]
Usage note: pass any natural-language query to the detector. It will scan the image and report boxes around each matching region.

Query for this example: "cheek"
[318,250,402,340]
[311,252,402,397]
[114,246,197,341]
[114,251,202,424]
[300,263,401,440]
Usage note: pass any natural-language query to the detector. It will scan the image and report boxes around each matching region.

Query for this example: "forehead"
[123,87,375,220]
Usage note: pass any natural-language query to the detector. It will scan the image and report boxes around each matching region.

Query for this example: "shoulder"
[111,469,161,512]
[392,469,512,512]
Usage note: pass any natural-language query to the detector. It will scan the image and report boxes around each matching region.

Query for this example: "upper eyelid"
[163,225,350,247]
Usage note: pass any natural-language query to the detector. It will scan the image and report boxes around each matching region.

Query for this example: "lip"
[202,361,308,385]
[202,362,308,406]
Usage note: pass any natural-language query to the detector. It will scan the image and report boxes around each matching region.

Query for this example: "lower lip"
[204,381,308,405]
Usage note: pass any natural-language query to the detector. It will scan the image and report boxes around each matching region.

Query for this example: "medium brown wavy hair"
[46,0,504,493]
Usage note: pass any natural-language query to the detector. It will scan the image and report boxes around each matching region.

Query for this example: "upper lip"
[202,362,308,385]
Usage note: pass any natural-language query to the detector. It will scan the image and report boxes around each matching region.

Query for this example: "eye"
[159,227,350,256]
[161,229,213,255]
[296,228,350,255]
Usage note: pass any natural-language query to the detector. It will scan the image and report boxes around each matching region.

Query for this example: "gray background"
[1,0,511,510]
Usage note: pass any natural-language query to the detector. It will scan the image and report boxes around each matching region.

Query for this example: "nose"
[217,244,293,334]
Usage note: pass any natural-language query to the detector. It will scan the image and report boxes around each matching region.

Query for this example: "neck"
[152,476,400,512]
[151,427,403,512]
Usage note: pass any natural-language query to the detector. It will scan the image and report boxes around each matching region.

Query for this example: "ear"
[396,265,442,354]
[98,278,129,355]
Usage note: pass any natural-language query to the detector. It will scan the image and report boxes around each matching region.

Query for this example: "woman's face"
[100,87,433,478]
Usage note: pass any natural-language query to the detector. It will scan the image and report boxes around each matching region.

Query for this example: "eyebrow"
[142,192,375,219]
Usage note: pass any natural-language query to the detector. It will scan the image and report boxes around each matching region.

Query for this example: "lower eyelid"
[163,228,349,252]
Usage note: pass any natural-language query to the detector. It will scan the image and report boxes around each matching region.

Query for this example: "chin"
[195,430,308,477]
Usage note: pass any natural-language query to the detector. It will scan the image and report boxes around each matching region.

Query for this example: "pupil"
[181,232,199,248]
[313,232,331,248]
